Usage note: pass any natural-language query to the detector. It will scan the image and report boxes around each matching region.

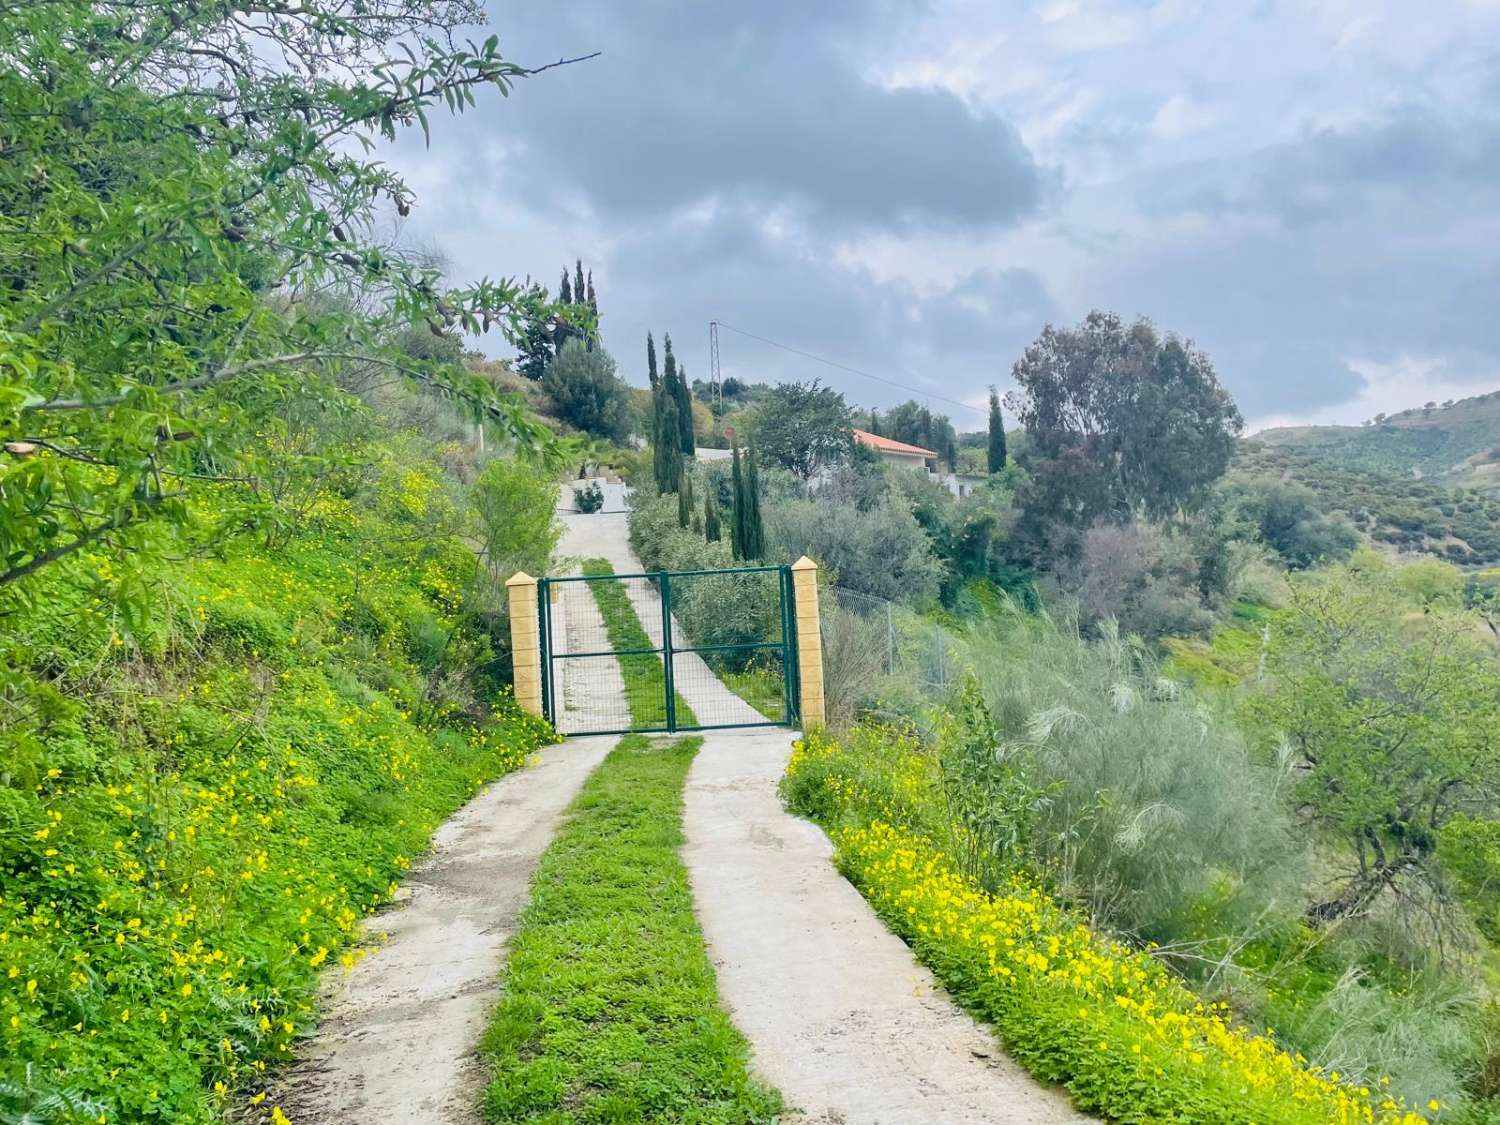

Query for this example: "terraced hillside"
[1254,388,1500,487]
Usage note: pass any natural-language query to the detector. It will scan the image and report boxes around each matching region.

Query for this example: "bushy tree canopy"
[751,380,854,479]
[0,0,561,619]
[1008,312,1243,529]
[542,341,631,442]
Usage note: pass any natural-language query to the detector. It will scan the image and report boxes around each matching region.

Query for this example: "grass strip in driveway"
[481,734,782,1123]
[580,558,697,728]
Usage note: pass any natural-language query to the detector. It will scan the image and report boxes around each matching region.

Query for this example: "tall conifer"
[674,362,696,454]
[743,445,765,560]
[704,485,721,542]
[987,385,1008,473]
[730,443,745,560]
[646,332,659,390]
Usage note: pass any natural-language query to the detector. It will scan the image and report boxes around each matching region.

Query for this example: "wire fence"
[820,585,968,727]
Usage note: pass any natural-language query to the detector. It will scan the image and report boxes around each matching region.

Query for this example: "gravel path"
[682,729,1088,1125]
[272,736,612,1124]
[563,492,1090,1124]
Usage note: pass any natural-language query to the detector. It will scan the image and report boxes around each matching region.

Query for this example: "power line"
[711,320,988,420]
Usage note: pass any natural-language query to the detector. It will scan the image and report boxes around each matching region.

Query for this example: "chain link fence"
[820,586,968,727]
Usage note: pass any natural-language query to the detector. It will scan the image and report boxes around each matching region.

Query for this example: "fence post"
[506,571,544,717]
[790,556,825,728]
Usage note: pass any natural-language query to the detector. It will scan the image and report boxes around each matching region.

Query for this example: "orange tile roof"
[851,428,938,458]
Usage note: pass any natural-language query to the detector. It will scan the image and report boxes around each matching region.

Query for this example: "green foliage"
[965,610,1300,945]
[0,439,555,1122]
[729,444,765,561]
[0,0,556,619]
[875,400,957,470]
[473,458,562,581]
[1233,443,1500,565]
[540,341,632,443]
[572,481,605,514]
[703,486,722,542]
[1045,517,1230,640]
[625,493,782,673]
[987,386,1008,473]
[764,491,944,605]
[652,390,683,496]
[678,471,694,530]
[748,380,854,479]
[481,735,782,1123]
[1009,310,1243,532]
[1240,558,1500,928]
[1222,478,1360,568]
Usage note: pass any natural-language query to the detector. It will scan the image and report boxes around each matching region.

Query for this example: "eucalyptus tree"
[0,0,583,617]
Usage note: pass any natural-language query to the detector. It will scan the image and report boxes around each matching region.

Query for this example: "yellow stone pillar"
[790,556,825,728]
[506,571,543,717]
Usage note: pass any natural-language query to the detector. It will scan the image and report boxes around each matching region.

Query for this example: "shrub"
[541,341,632,442]
[573,480,604,513]
[765,492,944,606]
[1044,517,1227,640]
[966,608,1301,946]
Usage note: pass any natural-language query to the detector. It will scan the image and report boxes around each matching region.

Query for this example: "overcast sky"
[386,0,1500,432]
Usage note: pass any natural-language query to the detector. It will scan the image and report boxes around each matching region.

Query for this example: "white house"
[851,428,936,471]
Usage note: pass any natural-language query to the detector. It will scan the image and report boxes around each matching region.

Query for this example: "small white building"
[851,428,936,471]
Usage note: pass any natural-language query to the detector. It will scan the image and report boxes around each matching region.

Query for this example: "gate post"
[790,556,825,728]
[506,571,544,717]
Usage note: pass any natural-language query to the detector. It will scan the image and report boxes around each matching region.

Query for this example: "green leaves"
[0,0,554,618]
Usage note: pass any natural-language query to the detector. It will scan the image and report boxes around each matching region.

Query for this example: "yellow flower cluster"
[786,731,1434,1124]
[835,819,1429,1125]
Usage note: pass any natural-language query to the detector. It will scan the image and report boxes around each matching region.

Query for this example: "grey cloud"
[484,1,1042,231]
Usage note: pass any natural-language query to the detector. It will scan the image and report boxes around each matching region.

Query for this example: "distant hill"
[1233,440,1500,567]
[1254,389,1500,488]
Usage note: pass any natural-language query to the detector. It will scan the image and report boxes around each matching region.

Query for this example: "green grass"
[580,559,697,728]
[480,734,782,1123]
[717,662,785,719]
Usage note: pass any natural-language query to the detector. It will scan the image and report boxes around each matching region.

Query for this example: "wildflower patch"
[784,727,1432,1125]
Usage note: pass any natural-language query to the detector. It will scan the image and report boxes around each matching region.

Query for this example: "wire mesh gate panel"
[538,565,798,737]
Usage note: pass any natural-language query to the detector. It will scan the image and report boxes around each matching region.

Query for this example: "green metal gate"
[538,565,799,737]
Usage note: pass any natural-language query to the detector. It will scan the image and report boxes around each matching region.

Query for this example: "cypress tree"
[987,385,1008,473]
[662,332,677,400]
[574,259,586,306]
[586,269,596,310]
[868,409,880,436]
[559,268,572,305]
[704,485,721,542]
[654,388,683,495]
[743,445,765,561]
[646,332,659,390]
[729,443,744,560]
[674,362,696,454]
[678,470,694,529]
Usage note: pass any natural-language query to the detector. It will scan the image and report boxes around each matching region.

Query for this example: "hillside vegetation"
[1233,442,1500,565]
[1255,389,1500,487]
[0,420,558,1122]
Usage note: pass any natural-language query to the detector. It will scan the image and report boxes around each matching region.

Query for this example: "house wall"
[878,450,930,472]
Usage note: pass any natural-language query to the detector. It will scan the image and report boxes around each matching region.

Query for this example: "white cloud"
[1149,94,1225,139]
[1249,355,1500,432]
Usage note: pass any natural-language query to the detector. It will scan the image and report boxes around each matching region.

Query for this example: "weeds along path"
[272,737,612,1124]
[682,729,1090,1124]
